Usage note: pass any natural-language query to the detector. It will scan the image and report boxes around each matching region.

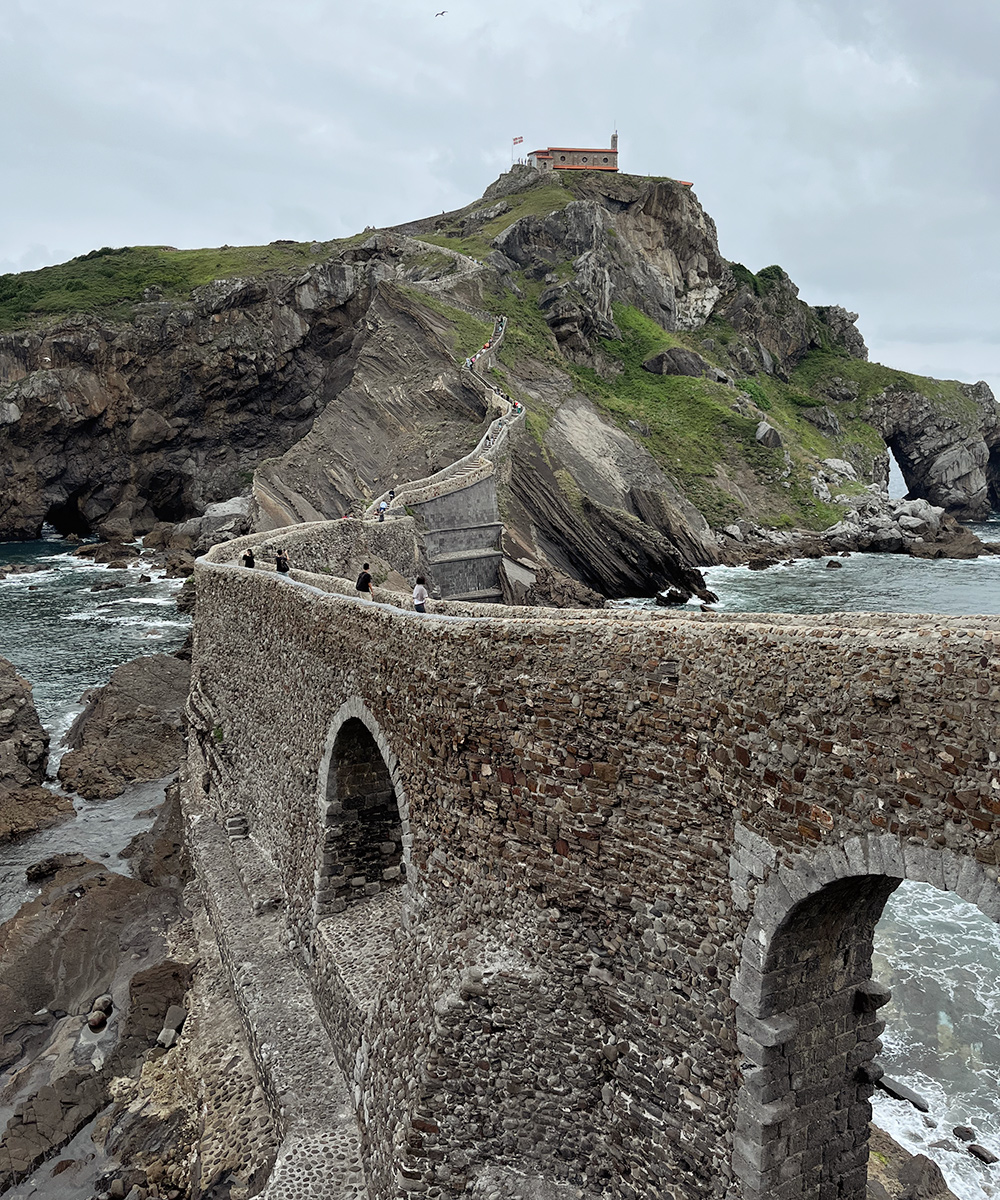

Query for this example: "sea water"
[0,531,189,745]
[0,531,190,920]
[679,524,1000,1199]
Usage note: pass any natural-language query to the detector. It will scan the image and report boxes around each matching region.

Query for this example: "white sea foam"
[873,881,1000,1197]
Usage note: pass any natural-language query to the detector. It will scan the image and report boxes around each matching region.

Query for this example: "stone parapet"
[188,548,1000,1200]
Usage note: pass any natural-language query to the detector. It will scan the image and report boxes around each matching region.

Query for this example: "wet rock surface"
[0,656,73,842]
[0,787,279,1199]
[866,1126,959,1199]
[58,655,191,800]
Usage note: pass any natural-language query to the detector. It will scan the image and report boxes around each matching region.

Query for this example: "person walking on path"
[275,549,290,574]
[356,562,374,599]
[412,576,429,614]
[241,548,255,568]
[378,500,388,522]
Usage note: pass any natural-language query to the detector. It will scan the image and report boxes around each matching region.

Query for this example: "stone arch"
[313,698,411,921]
[731,829,1000,1200]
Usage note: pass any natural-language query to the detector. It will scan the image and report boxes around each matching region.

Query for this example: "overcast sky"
[2,0,998,393]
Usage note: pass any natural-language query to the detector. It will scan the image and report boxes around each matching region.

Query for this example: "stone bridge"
[185,543,1000,1200]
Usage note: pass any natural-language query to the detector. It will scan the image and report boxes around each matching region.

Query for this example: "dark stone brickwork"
[187,545,1000,1200]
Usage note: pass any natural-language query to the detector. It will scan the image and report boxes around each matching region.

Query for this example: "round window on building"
[603,157,609,163]
[560,155,566,161]
[582,156,588,162]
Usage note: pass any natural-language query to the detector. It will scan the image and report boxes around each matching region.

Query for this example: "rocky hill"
[2,168,998,597]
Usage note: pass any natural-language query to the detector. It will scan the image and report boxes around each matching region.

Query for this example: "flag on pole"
[512,136,523,145]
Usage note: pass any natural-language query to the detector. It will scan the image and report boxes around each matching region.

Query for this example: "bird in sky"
[435,9,447,15]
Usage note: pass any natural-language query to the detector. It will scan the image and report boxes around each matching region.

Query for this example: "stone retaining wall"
[188,548,1000,1200]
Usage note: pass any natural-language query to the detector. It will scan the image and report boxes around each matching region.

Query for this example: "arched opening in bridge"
[734,874,901,1200]
[317,716,405,915]
[736,864,1000,1200]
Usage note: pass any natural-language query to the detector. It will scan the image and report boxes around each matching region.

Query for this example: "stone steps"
[443,588,505,603]
[427,548,503,567]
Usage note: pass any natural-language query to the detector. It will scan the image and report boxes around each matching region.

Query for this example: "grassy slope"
[0,236,369,331]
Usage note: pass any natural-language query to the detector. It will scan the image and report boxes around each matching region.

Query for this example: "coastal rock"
[862,384,1000,520]
[0,658,71,842]
[0,657,49,789]
[171,494,252,554]
[58,655,191,800]
[866,1126,960,1200]
[0,849,193,1192]
[826,495,991,560]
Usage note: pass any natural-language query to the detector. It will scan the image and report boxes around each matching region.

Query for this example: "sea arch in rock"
[313,696,411,922]
[731,831,1000,1200]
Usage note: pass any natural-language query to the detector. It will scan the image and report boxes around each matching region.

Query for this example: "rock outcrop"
[0,787,279,1198]
[0,248,487,542]
[3,167,1000,597]
[58,654,191,800]
[0,658,71,841]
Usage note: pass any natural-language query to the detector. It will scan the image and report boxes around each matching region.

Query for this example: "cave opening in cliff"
[319,717,404,914]
[145,471,190,524]
[45,492,91,536]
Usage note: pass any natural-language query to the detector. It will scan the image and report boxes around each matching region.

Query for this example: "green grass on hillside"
[419,182,576,261]
[0,236,369,331]
[559,305,867,529]
[791,350,979,418]
[397,289,492,360]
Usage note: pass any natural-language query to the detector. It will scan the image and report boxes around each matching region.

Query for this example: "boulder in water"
[0,659,72,843]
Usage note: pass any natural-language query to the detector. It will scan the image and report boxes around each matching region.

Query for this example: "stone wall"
[187,542,1000,1200]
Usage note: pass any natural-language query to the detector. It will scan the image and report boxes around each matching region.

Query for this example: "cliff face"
[2,169,999,596]
[0,250,484,541]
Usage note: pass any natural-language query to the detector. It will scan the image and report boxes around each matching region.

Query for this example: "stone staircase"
[363,311,522,602]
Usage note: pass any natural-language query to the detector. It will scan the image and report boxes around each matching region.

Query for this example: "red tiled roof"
[545,147,617,154]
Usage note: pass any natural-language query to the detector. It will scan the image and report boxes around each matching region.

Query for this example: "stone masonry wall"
[188,547,1000,1200]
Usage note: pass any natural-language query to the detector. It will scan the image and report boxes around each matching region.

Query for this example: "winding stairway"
[365,310,524,602]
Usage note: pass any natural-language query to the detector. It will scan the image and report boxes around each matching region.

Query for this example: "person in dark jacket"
[275,549,290,574]
[356,562,374,598]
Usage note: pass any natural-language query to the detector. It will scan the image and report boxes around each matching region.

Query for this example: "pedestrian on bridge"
[412,576,429,614]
